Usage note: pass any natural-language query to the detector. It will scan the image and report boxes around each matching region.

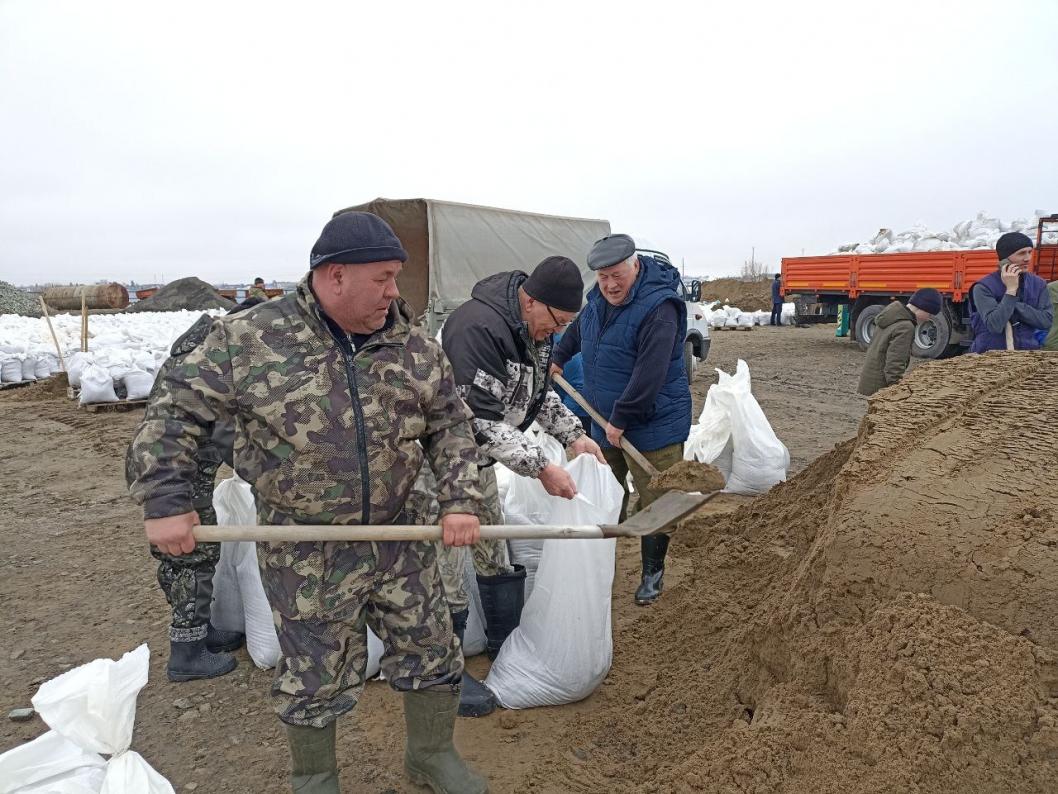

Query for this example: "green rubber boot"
[285,721,339,794]
[403,690,489,793]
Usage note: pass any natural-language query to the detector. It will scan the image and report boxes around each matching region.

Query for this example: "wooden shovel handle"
[552,373,660,478]
[194,524,607,542]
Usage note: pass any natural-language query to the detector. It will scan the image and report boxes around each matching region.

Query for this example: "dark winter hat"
[310,212,408,268]
[253,277,264,285]
[523,256,585,313]
[587,233,636,271]
[908,288,942,315]
[996,231,1033,262]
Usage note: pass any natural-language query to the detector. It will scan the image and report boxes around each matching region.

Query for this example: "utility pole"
[681,257,685,276]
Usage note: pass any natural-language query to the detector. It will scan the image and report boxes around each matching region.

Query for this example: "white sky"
[1,0,1056,285]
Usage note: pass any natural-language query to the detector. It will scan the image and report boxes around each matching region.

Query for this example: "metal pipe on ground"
[42,284,129,311]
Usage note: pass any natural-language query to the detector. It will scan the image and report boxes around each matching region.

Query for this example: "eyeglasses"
[545,305,575,329]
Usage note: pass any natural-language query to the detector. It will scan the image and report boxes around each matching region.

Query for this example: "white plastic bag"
[0,356,22,384]
[21,356,38,382]
[0,645,174,794]
[209,542,246,634]
[711,360,789,495]
[34,355,53,379]
[79,365,118,405]
[66,353,93,388]
[684,383,733,478]
[461,552,487,657]
[485,455,622,709]
[122,369,154,401]
[211,477,383,677]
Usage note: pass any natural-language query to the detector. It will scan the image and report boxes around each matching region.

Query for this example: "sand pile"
[650,460,726,494]
[698,277,774,312]
[127,277,234,313]
[540,352,1058,793]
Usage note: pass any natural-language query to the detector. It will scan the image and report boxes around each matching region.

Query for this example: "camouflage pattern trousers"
[432,464,511,613]
[151,458,221,643]
[258,538,461,728]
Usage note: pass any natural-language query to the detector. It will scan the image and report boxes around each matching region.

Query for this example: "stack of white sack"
[209,475,385,675]
[684,359,790,495]
[831,210,1055,255]
[485,448,623,709]
[0,310,220,402]
[707,304,796,328]
[0,645,174,793]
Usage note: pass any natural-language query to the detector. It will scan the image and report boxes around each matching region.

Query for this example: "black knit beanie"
[908,288,942,315]
[996,231,1033,262]
[523,256,585,313]
[310,212,408,268]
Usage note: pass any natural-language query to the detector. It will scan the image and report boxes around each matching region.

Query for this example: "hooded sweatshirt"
[858,301,916,396]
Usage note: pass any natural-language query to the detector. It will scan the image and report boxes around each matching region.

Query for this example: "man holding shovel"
[552,234,692,606]
[127,211,488,794]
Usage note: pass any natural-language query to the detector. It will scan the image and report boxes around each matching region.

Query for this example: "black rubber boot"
[634,533,670,606]
[206,623,245,653]
[167,638,237,682]
[285,721,340,794]
[450,609,497,718]
[476,565,527,660]
[403,690,489,793]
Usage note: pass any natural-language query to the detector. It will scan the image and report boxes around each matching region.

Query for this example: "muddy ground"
[0,324,866,793]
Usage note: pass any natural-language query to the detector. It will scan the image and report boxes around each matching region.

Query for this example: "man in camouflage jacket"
[127,212,488,794]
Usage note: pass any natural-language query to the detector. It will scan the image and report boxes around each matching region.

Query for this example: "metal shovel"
[193,489,714,543]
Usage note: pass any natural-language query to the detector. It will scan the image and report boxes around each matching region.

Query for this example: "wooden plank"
[81,399,148,413]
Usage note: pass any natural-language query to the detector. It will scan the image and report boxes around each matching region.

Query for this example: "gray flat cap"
[587,233,636,271]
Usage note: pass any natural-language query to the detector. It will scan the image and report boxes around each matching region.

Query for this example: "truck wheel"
[912,306,954,359]
[854,304,884,351]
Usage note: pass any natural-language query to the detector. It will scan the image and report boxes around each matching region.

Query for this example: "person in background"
[969,232,1053,352]
[552,233,692,607]
[1044,280,1058,351]
[857,288,942,396]
[247,277,268,301]
[770,273,783,326]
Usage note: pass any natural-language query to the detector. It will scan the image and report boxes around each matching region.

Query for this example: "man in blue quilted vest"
[552,233,692,606]
[969,232,1053,352]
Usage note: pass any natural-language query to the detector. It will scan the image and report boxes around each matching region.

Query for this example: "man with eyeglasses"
[552,233,692,607]
[436,255,605,713]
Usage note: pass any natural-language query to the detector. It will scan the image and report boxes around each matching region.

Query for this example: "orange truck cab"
[780,215,1058,358]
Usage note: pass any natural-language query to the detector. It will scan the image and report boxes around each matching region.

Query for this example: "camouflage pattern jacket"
[127,276,484,525]
[441,271,583,478]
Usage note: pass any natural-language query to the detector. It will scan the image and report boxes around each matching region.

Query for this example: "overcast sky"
[1,0,1056,286]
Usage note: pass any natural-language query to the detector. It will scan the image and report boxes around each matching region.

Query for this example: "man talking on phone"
[968,231,1054,352]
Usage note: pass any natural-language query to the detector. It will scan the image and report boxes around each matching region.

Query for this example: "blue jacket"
[555,349,588,418]
[772,278,782,303]
[579,256,691,451]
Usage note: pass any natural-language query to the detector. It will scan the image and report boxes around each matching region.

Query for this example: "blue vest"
[969,270,1047,353]
[580,256,691,451]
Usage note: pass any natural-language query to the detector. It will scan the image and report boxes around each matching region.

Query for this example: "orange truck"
[780,215,1058,358]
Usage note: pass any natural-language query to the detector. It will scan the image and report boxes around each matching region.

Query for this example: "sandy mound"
[127,277,234,313]
[698,277,773,312]
[539,352,1058,793]
[650,460,726,494]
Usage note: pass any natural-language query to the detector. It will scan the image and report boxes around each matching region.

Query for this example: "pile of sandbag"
[0,310,220,401]
[684,359,789,495]
[832,210,1054,255]
[705,303,794,328]
[0,645,174,793]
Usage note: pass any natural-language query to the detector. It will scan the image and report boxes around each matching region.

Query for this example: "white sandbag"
[0,356,22,384]
[79,365,118,405]
[211,476,384,677]
[485,455,622,709]
[712,360,789,495]
[122,369,155,401]
[34,355,54,379]
[736,313,754,328]
[508,538,544,601]
[461,552,487,657]
[684,381,733,474]
[21,356,38,382]
[209,542,246,634]
[66,353,93,388]
[0,645,174,794]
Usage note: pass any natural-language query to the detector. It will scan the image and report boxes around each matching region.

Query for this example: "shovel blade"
[600,490,717,538]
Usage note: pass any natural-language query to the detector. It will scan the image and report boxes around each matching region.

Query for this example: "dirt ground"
[0,325,867,793]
